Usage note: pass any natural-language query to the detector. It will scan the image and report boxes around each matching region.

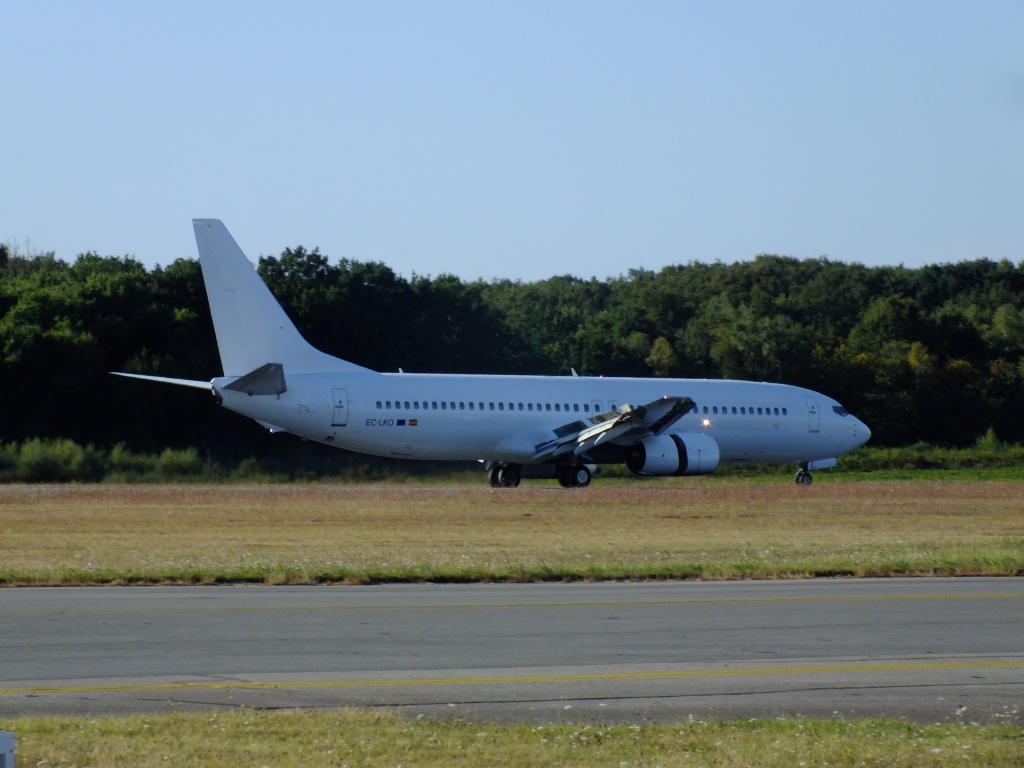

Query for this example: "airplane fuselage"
[214,372,868,466]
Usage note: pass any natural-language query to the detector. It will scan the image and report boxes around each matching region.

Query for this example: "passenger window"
[376,401,382,409]
[584,404,590,413]
[386,401,392,409]
[468,402,474,410]
[757,407,762,415]
[441,402,447,410]
[518,403,524,411]
[740,407,745,415]
[702,406,708,414]
[782,408,788,416]
[545,403,551,411]
[573,404,579,412]
[555,404,560,412]
[498,402,504,411]
[489,403,495,410]
[712,406,718,414]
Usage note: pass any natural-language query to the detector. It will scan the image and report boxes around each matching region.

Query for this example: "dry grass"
[1,479,1022,585]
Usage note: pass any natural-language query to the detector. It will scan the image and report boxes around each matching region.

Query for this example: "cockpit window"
[833,405,849,417]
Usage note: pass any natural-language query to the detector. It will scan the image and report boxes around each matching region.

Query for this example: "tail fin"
[192,219,371,377]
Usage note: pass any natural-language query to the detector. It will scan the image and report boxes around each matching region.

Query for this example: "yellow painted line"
[6,592,1023,618]
[4,660,1024,696]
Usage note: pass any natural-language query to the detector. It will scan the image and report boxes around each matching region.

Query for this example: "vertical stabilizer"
[192,219,370,376]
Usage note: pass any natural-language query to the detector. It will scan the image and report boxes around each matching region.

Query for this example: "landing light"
[702,418,711,427]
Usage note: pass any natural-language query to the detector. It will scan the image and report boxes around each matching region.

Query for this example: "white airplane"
[115,220,870,487]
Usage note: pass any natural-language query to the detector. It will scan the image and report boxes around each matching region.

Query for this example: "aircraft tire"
[557,464,592,488]
[499,468,521,488]
[795,470,813,486]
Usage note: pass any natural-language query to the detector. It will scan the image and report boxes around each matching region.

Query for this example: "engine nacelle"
[625,433,720,477]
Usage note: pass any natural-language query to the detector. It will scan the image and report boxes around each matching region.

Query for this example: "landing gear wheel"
[572,464,592,488]
[489,464,521,488]
[557,464,592,488]
[795,469,813,486]
[498,467,521,488]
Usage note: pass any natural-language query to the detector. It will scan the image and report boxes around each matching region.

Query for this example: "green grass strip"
[5,710,1023,767]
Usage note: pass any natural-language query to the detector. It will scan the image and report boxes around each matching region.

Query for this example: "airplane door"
[331,389,349,427]
[806,397,820,433]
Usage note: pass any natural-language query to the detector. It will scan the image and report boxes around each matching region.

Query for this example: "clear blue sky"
[3,1,1022,282]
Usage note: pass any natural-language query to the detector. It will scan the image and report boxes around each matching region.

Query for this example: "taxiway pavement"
[2,578,1021,722]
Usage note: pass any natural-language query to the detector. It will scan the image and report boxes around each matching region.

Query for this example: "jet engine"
[625,433,720,476]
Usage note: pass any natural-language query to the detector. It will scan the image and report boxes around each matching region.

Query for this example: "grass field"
[1,478,1021,585]
[3,478,1023,764]
[8,710,1024,767]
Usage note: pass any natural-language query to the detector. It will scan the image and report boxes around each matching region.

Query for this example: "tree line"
[4,241,1024,461]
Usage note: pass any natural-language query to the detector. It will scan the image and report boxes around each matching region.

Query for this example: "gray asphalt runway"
[1,579,1022,722]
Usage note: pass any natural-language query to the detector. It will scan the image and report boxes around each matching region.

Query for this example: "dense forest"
[4,241,1024,467]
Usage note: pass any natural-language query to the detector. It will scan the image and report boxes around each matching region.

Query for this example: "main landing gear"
[488,464,521,488]
[557,464,592,488]
[486,462,592,488]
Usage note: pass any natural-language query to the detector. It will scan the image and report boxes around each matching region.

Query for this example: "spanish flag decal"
[409,419,418,426]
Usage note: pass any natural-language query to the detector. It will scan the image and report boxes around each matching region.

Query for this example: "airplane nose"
[854,418,871,447]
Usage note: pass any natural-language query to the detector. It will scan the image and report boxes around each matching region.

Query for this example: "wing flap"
[533,396,696,461]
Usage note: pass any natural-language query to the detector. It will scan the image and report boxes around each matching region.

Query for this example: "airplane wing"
[532,395,696,461]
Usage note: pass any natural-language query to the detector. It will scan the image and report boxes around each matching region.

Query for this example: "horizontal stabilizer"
[223,363,287,396]
[111,372,212,390]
